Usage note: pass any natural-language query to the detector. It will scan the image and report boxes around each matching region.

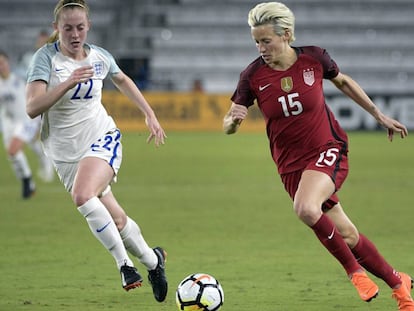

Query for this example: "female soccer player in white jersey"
[25,0,168,302]
[0,50,54,199]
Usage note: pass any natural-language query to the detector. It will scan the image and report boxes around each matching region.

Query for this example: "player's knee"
[7,147,19,157]
[71,190,95,207]
[293,200,322,225]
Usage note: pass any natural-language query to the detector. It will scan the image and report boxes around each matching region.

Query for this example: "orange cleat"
[392,272,414,311]
[351,271,379,302]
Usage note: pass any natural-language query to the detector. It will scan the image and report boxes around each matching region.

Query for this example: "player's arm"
[112,70,166,146]
[331,72,408,141]
[26,66,94,118]
[223,102,248,134]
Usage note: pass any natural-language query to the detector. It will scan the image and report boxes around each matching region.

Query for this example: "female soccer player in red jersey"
[223,2,412,310]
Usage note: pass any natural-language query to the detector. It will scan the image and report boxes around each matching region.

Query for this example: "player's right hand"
[68,65,94,86]
[231,103,248,124]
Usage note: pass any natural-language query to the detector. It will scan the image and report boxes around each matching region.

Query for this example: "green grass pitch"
[0,131,413,311]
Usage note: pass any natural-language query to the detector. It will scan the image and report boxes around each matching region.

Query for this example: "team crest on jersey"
[92,61,104,77]
[281,77,293,92]
[303,68,315,86]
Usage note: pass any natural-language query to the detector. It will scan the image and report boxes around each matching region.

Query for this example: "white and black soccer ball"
[176,273,224,311]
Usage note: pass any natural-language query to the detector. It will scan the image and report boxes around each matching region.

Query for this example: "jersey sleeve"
[230,58,262,108]
[320,48,340,79]
[90,45,121,77]
[298,46,339,80]
[231,74,255,108]
[26,45,53,84]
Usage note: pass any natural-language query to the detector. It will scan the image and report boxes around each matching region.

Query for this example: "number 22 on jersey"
[70,79,94,100]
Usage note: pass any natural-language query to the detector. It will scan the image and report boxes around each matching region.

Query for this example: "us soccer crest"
[303,68,315,86]
[92,61,104,77]
[281,77,293,92]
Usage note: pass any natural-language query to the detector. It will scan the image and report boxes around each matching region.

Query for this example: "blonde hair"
[47,0,90,43]
[248,2,296,43]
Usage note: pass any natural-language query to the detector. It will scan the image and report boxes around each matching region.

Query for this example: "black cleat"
[120,264,143,291]
[22,177,36,199]
[148,247,168,302]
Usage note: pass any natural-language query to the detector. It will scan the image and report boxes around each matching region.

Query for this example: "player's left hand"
[378,114,408,141]
[145,115,167,147]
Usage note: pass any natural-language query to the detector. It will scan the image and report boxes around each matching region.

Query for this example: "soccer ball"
[176,273,224,311]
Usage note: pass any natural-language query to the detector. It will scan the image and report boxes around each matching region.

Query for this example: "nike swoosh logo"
[327,227,335,240]
[259,83,271,91]
[55,68,64,72]
[96,221,111,233]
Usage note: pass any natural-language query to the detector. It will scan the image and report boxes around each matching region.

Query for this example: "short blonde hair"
[248,2,296,43]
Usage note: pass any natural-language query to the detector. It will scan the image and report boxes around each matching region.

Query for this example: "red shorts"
[280,143,349,211]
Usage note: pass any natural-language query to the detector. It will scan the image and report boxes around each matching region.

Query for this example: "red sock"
[351,233,401,288]
[311,214,360,275]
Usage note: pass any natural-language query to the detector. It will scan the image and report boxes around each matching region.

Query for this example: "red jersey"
[231,46,349,174]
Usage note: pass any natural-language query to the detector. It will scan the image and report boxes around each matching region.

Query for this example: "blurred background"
[1,0,414,130]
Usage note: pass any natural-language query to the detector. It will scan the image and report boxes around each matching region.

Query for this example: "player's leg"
[101,191,168,302]
[326,203,401,285]
[29,139,54,182]
[73,157,141,291]
[100,191,157,267]
[7,136,35,198]
[294,170,361,273]
[294,170,378,301]
[326,204,414,310]
[27,117,54,182]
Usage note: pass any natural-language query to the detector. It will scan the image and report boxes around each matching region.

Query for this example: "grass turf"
[0,131,413,311]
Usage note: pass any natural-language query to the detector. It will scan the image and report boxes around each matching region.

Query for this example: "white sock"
[78,197,133,269]
[9,151,31,179]
[120,217,157,270]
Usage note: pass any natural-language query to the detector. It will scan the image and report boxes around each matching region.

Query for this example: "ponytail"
[47,30,59,43]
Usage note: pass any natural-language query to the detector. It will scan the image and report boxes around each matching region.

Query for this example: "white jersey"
[0,72,40,144]
[27,42,119,162]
